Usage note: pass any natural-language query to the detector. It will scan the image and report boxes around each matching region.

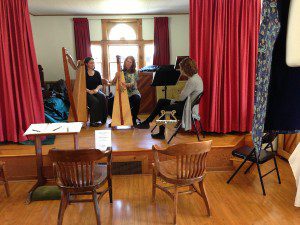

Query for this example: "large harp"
[62,47,87,123]
[111,55,133,128]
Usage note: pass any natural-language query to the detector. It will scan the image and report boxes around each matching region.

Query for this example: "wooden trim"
[102,19,141,24]
[30,13,189,17]
[101,19,108,40]
[137,19,143,40]
[97,40,153,45]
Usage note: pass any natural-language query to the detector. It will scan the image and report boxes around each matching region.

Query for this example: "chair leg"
[199,120,205,138]
[192,118,200,142]
[57,190,68,225]
[167,122,182,144]
[152,169,157,202]
[4,181,10,197]
[199,180,211,216]
[273,157,281,184]
[108,176,113,204]
[227,158,248,183]
[92,190,101,225]
[244,162,255,174]
[256,163,266,196]
[173,186,178,225]
[151,124,157,133]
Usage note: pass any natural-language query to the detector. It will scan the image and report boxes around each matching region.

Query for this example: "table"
[24,122,83,203]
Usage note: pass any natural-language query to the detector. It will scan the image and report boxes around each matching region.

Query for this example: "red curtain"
[73,18,92,60]
[190,0,261,133]
[153,17,170,65]
[0,0,44,142]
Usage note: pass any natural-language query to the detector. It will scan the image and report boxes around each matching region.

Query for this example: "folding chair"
[227,132,281,195]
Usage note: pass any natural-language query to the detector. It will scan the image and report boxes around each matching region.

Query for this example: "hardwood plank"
[0,159,299,225]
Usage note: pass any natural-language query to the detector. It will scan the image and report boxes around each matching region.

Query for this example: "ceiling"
[28,0,189,16]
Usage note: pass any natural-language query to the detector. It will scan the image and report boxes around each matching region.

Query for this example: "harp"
[111,55,133,128]
[62,47,88,123]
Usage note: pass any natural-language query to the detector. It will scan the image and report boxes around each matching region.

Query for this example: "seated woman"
[136,57,203,139]
[85,57,108,127]
[109,56,141,126]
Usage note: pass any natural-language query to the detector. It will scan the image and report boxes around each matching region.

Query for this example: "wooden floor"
[0,159,299,225]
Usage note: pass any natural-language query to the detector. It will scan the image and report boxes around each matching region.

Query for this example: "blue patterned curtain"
[252,0,281,155]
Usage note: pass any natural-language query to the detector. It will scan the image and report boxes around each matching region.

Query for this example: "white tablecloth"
[289,142,300,207]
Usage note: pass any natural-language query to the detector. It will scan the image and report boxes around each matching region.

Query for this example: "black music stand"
[151,65,180,99]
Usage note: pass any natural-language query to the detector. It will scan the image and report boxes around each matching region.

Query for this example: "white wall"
[30,14,189,81]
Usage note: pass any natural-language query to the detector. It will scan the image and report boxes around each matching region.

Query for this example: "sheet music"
[95,130,112,150]
[24,122,83,135]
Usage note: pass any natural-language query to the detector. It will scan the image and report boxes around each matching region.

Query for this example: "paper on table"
[95,130,112,150]
[24,122,83,135]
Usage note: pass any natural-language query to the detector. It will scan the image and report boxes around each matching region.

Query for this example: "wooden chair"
[0,161,10,197]
[227,132,281,195]
[48,148,112,225]
[152,141,212,224]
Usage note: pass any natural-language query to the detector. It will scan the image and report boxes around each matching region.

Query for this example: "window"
[91,44,103,74]
[108,45,139,80]
[109,24,137,40]
[144,44,154,66]
[99,19,154,80]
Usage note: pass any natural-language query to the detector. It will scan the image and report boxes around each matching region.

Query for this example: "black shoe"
[90,122,101,127]
[151,133,165,140]
[136,121,150,129]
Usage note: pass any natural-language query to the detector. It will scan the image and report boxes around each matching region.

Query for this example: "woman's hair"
[179,57,198,77]
[123,56,136,73]
[84,57,94,65]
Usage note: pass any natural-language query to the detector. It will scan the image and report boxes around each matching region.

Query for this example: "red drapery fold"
[153,17,170,65]
[0,0,45,142]
[73,18,92,60]
[190,0,261,133]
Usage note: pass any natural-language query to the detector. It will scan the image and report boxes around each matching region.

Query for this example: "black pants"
[87,91,108,123]
[146,98,185,133]
[108,94,141,124]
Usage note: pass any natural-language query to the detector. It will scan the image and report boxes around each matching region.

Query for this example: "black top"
[86,70,102,90]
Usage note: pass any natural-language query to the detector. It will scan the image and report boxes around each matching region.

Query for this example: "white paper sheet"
[95,130,112,150]
[24,122,83,135]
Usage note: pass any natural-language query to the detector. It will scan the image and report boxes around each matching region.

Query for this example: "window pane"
[91,44,103,74]
[91,45,102,61]
[109,24,137,40]
[144,44,154,66]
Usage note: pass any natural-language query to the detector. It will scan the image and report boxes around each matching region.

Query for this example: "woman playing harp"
[109,56,141,126]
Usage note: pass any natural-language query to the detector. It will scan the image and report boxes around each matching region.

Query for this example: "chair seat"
[57,164,107,188]
[158,160,178,180]
[232,146,276,164]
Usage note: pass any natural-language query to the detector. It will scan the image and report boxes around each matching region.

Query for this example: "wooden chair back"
[153,141,212,180]
[48,148,111,188]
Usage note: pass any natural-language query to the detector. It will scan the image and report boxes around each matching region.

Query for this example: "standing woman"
[110,56,141,126]
[85,57,108,127]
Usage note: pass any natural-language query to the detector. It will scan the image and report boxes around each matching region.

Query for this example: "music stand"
[151,65,180,99]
